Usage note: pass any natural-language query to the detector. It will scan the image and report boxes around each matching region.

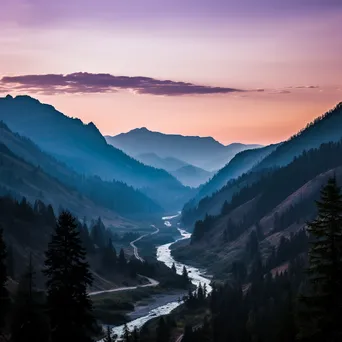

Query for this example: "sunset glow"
[1,0,341,144]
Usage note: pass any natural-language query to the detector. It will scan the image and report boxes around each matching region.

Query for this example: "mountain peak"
[131,127,150,133]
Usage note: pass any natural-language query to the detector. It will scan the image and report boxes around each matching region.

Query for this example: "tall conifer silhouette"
[44,211,95,342]
[299,177,342,341]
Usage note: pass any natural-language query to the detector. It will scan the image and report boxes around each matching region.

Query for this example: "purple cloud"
[1,72,243,96]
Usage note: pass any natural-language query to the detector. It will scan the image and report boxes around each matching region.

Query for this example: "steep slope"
[135,153,189,171]
[0,142,138,228]
[193,144,279,201]
[0,95,189,209]
[174,140,342,276]
[182,102,342,224]
[106,127,261,171]
[255,102,342,170]
[0,122,162,216]
[170,165,213,188]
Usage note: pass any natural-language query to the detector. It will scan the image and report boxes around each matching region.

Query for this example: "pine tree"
[182,266,189,286]
[118,248,127,270]
[102,238,117,271]
[132,327,139,342]
[11,255,50,342]
[156,317,170,342]
[171,263,177,273]
[91,217,106,249]
[123,324,130,342]
[299,177,342,342]
[44,211,95,342]
[0,227,9,334]
[7,243,15,279]
[104,326,112,342]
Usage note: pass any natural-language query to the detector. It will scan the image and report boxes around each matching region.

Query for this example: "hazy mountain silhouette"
[135,153,212,187]
[193,143,280,201]
[181,102,342,226]
[0,95,191,209]
[254,102,342,171]
[170,165,214,188]
[177,139,342,275]
[0,122,162,216]
[135,153,189,171]
[106,127,262,171]
[0,141,144,226]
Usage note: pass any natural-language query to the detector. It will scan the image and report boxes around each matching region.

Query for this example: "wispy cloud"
[293,85,320,89]
[1,72,243,97]
[268,89,291,95]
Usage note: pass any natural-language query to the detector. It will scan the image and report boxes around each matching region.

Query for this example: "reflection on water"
[103,216,211,341]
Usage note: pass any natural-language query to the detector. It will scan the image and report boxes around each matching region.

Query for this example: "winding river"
[104,215,212,340]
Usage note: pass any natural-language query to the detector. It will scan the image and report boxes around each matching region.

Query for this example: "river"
[103,215,212,340]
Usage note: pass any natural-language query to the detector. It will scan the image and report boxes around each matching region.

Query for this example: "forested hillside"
[182,103,342,225]
[177,139,342,277]
[0,95,192,209]
[0,122,162,216]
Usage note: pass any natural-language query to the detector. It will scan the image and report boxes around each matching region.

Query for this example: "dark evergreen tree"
[102,238,117,271]
[44,211,95,342]
[298,177,342,342]
[132,327,139,342]
[11,256,50,342]
[182,325,194,342]
[118,248,127,270]
[171,263,177,273]
[123,324,131,342]
[182,266,190,286]
[156,317,170,342]
[104,326,113,342]
[91,217,106,249]
[78,222,94,253]
[6,243,15,279]
[0,227,9,334]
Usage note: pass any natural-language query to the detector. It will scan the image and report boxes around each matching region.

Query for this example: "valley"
[2,3,342,341]
[99,214,212,341]
[1,96,342,342]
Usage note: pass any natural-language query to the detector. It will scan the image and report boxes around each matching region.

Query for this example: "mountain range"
[0,121,162,224]
[106,127,262,172]
[0,95,193,210]
[175,102,342,277]
[135,152,214,187]
[182,102,342,225]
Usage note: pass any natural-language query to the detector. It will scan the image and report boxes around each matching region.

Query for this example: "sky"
[0,0,341,144]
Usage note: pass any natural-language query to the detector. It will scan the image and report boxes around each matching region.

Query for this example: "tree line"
[0,210,98,341]
[182,177,342,342]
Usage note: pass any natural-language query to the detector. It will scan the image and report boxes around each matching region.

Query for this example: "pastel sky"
[1,0,342,144]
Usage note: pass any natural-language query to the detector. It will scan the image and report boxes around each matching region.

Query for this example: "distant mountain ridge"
[0,121,162,217]
[0,95,192,210]
[135,153,189,171]
[170,165,214,188]
[254,102,342,171]
[135,152,213,187]
[193,143,280,201]
[181,102,342,225]
[106,127,262,171]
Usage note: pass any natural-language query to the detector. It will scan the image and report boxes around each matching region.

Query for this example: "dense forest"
[1,178,341,341]
[187,139,342,239]
[0,195,190,342]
